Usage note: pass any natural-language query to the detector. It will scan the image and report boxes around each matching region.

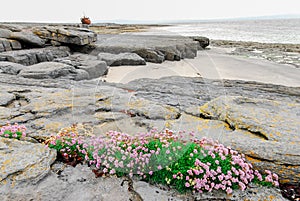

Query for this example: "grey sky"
[1,0,300,23]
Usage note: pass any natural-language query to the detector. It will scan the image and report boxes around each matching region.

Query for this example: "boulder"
[33,26,97,46]
[97,52,146,66]
[18,62,88,80]
[54,53,108,78]
[0,61,25,75]
[0,38,22,52]
[9,39,22,50]
[0,137,56,185]
[0,28,12,38]
[10,31,45,47]
[0,46,70,66]
[190,36,210,49]
[133,49,165,63]
[0,38,12,52]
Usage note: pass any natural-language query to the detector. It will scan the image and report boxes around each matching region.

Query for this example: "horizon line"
[1,14,299,25]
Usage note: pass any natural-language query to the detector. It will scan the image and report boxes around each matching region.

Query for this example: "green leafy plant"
[45,127,279,194]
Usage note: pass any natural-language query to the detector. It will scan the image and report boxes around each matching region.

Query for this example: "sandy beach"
[104,47,300,87]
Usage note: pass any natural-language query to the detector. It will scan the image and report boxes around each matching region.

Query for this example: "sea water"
[150,18,300,44]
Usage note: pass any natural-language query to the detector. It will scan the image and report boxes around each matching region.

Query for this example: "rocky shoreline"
[0,23,299,200]
[211,39,300,68]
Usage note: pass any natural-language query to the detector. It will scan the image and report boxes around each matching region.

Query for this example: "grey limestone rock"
[0,24,24,32]
[9,39,22,50]
[97,52,146,66]
[33,26,97,46]
[0,70,298,199]
[0,164,132,201]
[10,31,45,47]
[0,46,70,66]
[197,95,300,183]
[85,34,199,63]
[0,28,12,38]
[0,137,56,186]
[133,49,165,63]
[0,92,15,106]
[0,38,22,52]
[55,53,108,79]
[18,62,87,80]
[0,38,12,52]
[134,181,287,201]
[0,61,25,75]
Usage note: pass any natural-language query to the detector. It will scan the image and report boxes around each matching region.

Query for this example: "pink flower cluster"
[0,123,26,140]
[171,137,279,193]
[46,127,88,162]
[88,130,165,178]
[45,126,280,194]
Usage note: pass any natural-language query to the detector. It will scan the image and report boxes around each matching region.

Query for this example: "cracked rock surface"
[0,74,298,200]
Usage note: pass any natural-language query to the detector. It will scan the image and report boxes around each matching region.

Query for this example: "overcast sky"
[1,0,300,23]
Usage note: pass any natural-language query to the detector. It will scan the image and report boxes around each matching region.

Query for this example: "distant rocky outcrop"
[0,24,97,53]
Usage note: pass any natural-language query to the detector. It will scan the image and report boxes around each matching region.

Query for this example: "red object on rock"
[81,16,91,25]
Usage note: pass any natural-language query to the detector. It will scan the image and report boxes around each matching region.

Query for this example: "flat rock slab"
[0,75,299,186]
[199,96,300,143]
[97,52,146,66]
[10,31,45,47]
[0,161,286,201]
[33,26,97,46]
[134,180,286,201]
[54,53,108,79]
[0,46,70,66]
[83,34,200,63]
[197,95,300,183]
[0,137,56,185]
[0,164,132,201]
[19,62,88,80]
